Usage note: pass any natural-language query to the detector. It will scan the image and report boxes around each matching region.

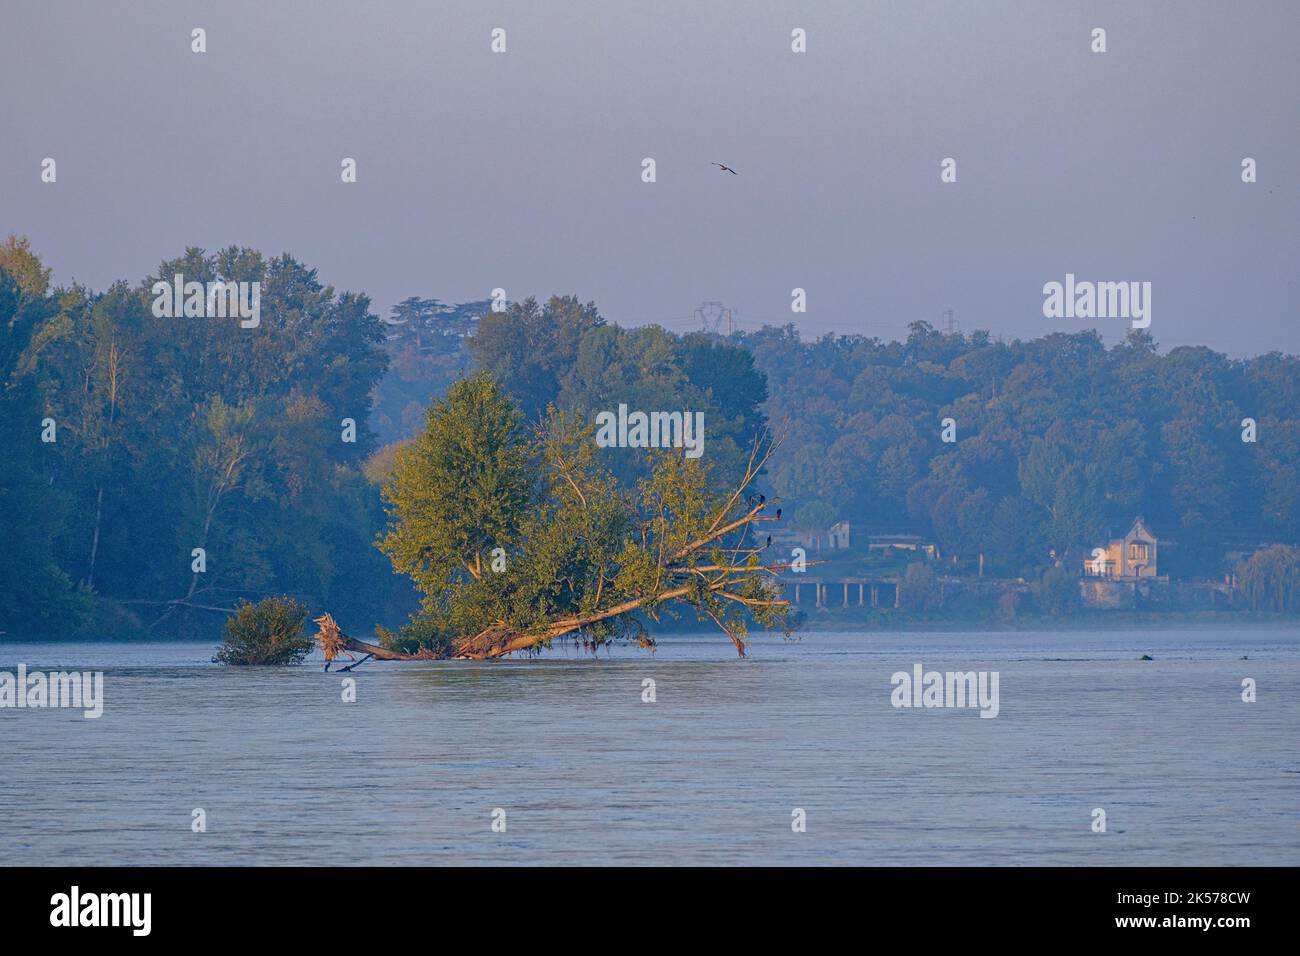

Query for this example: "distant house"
[828,521,851,550]
[1085,517,1158,579]
[867,534,938,559]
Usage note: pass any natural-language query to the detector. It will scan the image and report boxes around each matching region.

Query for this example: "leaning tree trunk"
[312,613,427,662]
[315,431,812,662]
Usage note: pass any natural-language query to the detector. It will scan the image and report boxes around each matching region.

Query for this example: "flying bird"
[713,163,738,175]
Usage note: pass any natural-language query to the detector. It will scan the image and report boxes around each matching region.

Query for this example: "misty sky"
[1,0,1296,355]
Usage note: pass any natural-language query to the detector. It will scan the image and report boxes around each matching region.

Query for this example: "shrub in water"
[214,596,313,665]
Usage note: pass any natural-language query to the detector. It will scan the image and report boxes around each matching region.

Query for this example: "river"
[1,627,1296,865]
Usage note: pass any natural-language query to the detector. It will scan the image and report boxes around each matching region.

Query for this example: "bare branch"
[702,606,747,657]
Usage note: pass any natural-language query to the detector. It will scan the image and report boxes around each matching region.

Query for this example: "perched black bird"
[759,494,765,505]
[776,508,782,519]
[713,163,738,175]
[765,535,772,548]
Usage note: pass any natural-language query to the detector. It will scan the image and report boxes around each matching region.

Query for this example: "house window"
[1130,543,1148,561]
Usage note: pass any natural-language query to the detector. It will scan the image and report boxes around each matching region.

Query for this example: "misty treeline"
[459,302,1300,588]
[3,238,1299,638]
[1,239,400,637]
[744,322,1300,580]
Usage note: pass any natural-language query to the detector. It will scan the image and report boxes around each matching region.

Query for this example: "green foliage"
[0,253,92,635]
[214,596,312,665]
[468,297,767,491]
[899,562,941,611]
[793,500,836,533]
[743,323,1300,580]
[997,590,1021,623]
[469,295,605,424]
[7,230,1299,644]
[1,239,404,637]
[1036,565,1080,617]
[378,371,536,602]
[371,298,490,443]
[377,616,455,658]
[377,370,786,655]
[0,236,52,297]
[1237,545,1300,612]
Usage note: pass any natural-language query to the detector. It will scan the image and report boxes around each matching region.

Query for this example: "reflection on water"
[1,628,1297,865]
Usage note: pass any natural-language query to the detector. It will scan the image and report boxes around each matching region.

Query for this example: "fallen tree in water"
[312,612,443,668]
[318,372,803,662]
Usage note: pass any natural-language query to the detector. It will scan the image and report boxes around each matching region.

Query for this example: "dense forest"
[2,238,1298,638]
[459,299,1300,583]
[741,323,1300,579]
[1,239,403,637]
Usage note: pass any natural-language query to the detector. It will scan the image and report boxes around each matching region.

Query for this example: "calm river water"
[1,628,1296,865]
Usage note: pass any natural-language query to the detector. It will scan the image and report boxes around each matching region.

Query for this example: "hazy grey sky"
[2,0,1296,354]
